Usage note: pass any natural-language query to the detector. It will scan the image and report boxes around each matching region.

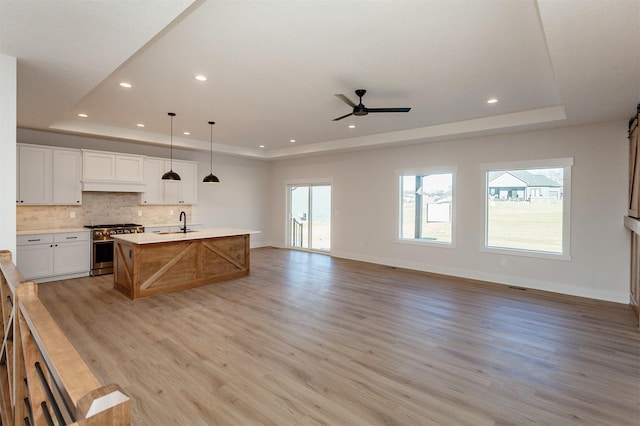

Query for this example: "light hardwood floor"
[38,248,640,425]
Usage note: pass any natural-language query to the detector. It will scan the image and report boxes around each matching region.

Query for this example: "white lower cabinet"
[17,232,90,282]
[16,235,54,279]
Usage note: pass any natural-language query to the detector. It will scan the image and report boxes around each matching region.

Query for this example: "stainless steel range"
[85,223,145,276]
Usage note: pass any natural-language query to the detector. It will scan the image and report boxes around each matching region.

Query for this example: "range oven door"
[91,239,114,276]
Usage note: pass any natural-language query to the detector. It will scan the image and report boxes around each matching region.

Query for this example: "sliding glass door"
[288,183,331,252]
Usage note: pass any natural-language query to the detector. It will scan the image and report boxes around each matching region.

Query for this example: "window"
[399,169,454,245]
[482,158,572,259]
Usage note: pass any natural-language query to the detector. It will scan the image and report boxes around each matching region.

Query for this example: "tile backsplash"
[17,192,192,231]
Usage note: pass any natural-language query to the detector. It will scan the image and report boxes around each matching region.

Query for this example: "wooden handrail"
[0,250,130,425]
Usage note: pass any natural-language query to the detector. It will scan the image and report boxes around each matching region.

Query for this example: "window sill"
[396,238,456,249]
[480,246,571,261]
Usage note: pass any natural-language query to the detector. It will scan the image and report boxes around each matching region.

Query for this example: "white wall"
[17,129,270,247]
[0,55,17,257]
[268,121,630,303]
[15,120,632,302]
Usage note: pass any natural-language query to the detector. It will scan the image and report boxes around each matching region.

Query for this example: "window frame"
[396,166,457,248]
[480,158,573,261]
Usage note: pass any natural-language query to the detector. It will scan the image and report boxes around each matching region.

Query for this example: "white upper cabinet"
[17,144,82,205]
[83,150,115,180]
[140,157,198,205]
[163,159,198,205]
[116,154,144,182]
[140,158,165,205]
[177,160,197,205]
[17,145,53,204]
[81,149,145,192]
[52,149,82,204]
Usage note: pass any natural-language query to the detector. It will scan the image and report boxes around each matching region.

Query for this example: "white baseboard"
[329,249,628,304]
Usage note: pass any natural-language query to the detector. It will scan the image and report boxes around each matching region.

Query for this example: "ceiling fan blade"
[335,94,357,108]
[332,112,354,121]
[367,107,412,113]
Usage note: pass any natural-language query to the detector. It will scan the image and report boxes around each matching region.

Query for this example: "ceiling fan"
[332,89,411,121]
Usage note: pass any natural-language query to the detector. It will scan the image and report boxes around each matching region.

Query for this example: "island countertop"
[112,227,260,245]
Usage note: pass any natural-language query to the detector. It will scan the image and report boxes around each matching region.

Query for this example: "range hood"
[81,181,146,193]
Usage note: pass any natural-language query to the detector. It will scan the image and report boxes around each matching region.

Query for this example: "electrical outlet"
[70,212,76,219]
[169,210,174,215]
[137,210,143,217]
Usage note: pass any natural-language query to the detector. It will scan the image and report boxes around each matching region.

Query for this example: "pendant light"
[162,112,181,180]
[202,121,220,183]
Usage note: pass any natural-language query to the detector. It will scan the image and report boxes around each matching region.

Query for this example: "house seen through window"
[484,159,572,258]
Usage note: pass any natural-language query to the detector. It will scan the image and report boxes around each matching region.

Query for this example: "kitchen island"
[112,228,259,300]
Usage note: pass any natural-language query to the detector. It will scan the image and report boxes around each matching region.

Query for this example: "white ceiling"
[1,0,638,159]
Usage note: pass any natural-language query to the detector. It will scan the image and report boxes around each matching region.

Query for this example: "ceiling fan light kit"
[162,112,181,181]
[332,89,411,121]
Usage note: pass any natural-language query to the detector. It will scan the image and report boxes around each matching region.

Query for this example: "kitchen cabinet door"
[54,240,90,275]
[140,158,165,204]
[53,148,82,204]
[163,160,182,204]
[163,160,198,205]
[178,161,198,205]
[83,150,116,181]
[17,145,53,204]
[17,243,54,279]
[116,154,144,182]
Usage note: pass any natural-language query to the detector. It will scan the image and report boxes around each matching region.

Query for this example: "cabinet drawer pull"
[27,239,41,242]
[66,236,78,239]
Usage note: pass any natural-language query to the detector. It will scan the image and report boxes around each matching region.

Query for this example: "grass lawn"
[400,200,562,252]
[487,200,562,252]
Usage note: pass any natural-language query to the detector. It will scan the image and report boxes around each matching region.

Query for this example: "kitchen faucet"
[179,211,187,233]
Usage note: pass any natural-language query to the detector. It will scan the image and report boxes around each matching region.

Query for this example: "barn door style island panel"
[112,228,258,299]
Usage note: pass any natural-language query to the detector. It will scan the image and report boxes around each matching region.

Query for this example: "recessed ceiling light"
[183,131,191,136]
[290,139,296,143]
[348,124,356,129]
[119,82,132,88]
[136,123,145,128]
[259,145,265,148]
[487,98,498,104]
[194,75,207,82]
[77,113,88,118]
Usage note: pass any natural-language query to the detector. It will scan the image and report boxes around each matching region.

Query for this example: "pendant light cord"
[210,122,214,173]
[170,113,174,168]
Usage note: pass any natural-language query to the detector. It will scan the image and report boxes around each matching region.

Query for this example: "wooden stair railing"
[0,250,130,425]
